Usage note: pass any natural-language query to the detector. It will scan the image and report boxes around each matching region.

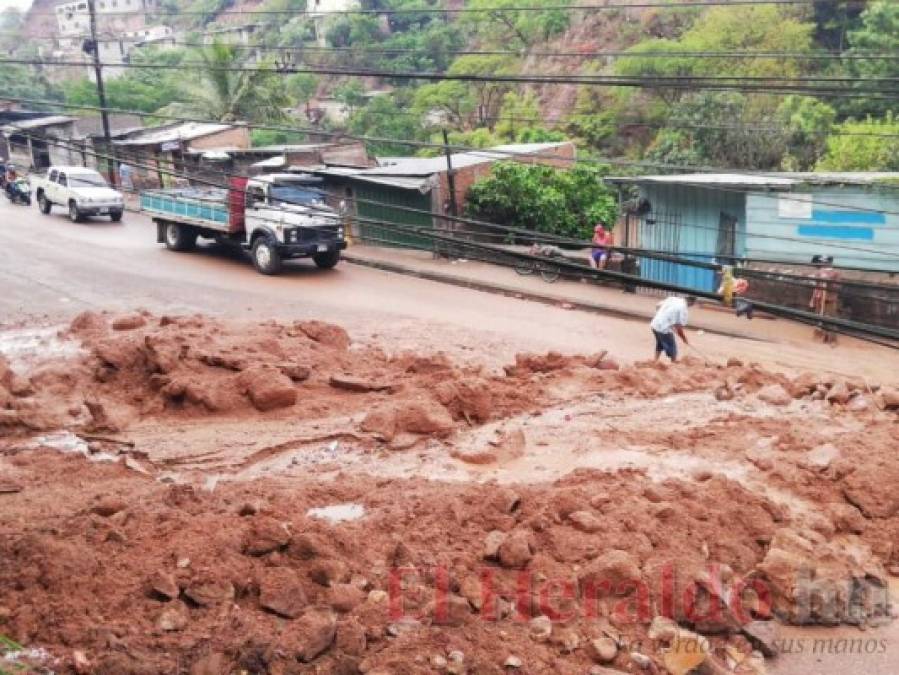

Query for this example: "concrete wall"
[187,127,251,152]
[745,187,899,272]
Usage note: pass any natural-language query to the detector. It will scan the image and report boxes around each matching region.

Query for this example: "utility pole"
[442,128,457,219]
[86,0,116,187]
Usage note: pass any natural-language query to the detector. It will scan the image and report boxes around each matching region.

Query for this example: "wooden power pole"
[86,0,117,187]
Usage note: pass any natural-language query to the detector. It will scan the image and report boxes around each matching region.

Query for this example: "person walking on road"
[650,295,696,362]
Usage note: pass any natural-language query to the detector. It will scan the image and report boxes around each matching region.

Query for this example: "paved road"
[1,197,895,379]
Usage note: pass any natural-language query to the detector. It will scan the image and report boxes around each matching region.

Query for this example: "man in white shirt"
[650,295,696,362]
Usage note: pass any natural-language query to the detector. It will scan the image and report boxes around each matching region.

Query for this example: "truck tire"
[163,222,197,251]
[251,236,282,275]
[38,192,51,214]
[313,249,341,270]
[68,201,82,223]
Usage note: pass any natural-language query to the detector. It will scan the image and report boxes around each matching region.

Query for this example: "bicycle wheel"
[539,264,561,283]
[515,260,536,276]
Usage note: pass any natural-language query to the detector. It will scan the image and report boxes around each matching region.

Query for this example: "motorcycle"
[5,177,31,206]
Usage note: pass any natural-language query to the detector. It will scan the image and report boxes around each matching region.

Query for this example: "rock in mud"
[757,384,792,406]
[568,510,603,533]
[295,320,350,350]
[756,528,889,625]
[498,530,533,569]
[70,310,107,332]
[586,637,618,664]
[803,443,841,472]
[90,497,127,517]
[259,567,308,618]
[578,550,642,592]
[111,313,147,331]
[434,377,493,422]
[395,398,454,435]
[242,517,291,555]
[426,593,472,626]
[237,367,297,411]
[360,408,397,441]
[662,630,709,675]
[156,602,190,631]
[184,578,235,607]
[280,607,338,662]
[328,583,366,612]
[826,379,852,405]
[843,463,899,519]
[741,620,779,657]
[529,615,552,641]
[329,374,393,392]
[84,397,136,432]
[147,571,180,601]
[874,387,899,410]
[483,530,506,559]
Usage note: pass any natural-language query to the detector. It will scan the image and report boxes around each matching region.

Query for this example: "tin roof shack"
[1,116,79,170]
[183,141,372,182]
[112,122,250,188]
[606,172,899,328]
[314,142,576,248]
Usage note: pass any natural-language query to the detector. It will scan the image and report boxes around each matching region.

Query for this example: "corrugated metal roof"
[368,142,572,177]
[113,122,234,147]
[605,172,899,188]
[2,115,77,131]
[312,167,434,193]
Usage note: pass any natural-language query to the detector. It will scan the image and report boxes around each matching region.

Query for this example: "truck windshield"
[270,184,323,206]
[69,174,108,188]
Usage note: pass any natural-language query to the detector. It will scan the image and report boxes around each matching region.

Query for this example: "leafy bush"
[466,162,617,240]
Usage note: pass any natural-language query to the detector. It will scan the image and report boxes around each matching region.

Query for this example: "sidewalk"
[343,244,812,345]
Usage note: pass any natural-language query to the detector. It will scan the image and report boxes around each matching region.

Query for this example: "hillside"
[12,0,899,173]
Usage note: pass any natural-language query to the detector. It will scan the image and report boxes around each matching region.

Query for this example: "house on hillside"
[308,0,361,46]
[313,141,576,247]
[605,173,899,293]
[112,122,250,188]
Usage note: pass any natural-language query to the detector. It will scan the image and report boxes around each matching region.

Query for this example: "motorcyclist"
[4,164,18,198]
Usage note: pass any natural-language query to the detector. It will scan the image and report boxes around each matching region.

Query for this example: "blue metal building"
[606,172,899,292]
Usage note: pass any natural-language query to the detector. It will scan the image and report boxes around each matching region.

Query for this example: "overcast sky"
[0,0,33,12]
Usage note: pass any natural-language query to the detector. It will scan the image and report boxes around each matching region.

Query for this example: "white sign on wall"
[778,194,813,219]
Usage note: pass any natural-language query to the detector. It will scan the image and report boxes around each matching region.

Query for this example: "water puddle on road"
[0,325,83,371]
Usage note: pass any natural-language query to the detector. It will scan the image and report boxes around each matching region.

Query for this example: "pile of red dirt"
[1,313,897,674]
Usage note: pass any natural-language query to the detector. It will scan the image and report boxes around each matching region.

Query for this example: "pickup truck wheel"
[313,249,341,270]
[110,209,123,222]
[163,222,197,251]
[68,201,82,223]
[38,194,51,214]
[252,237,282,275]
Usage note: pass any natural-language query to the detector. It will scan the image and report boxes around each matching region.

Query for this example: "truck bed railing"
[140,189,229,226]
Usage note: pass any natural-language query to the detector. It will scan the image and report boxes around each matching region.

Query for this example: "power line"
[8,94,899,225]
[21,0,830,18]
[12,34,899,61]
[5,57,897,100]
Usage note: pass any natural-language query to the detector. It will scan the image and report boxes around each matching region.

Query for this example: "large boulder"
[237,366,297,411]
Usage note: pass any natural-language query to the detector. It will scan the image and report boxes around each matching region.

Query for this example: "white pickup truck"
[33,166,125,222]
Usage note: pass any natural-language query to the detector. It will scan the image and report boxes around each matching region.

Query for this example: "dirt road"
[1,199,895,381]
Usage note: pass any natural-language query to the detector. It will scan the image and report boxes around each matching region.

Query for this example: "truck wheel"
[68,201,82,223]
[313,249,341,270]
[110,209,123,222]
[163,222,197,251]
[252,237,282,275]
[38,193,51,214]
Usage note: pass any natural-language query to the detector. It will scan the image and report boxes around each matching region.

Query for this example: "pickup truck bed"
[140,188,232,233]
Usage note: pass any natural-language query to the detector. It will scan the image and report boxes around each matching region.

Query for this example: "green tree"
[347,95,425,156]
[447,55,519,127]
[413,80,476,129]
[286,73,319,108]
[466,162,616,239]
[333,80,367,115]
[777,95,836,170]
[0,64,62,103]
[816,114,899,171]
[176,41,289,122]
[460,0,568,49]
[843,1,899,117]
